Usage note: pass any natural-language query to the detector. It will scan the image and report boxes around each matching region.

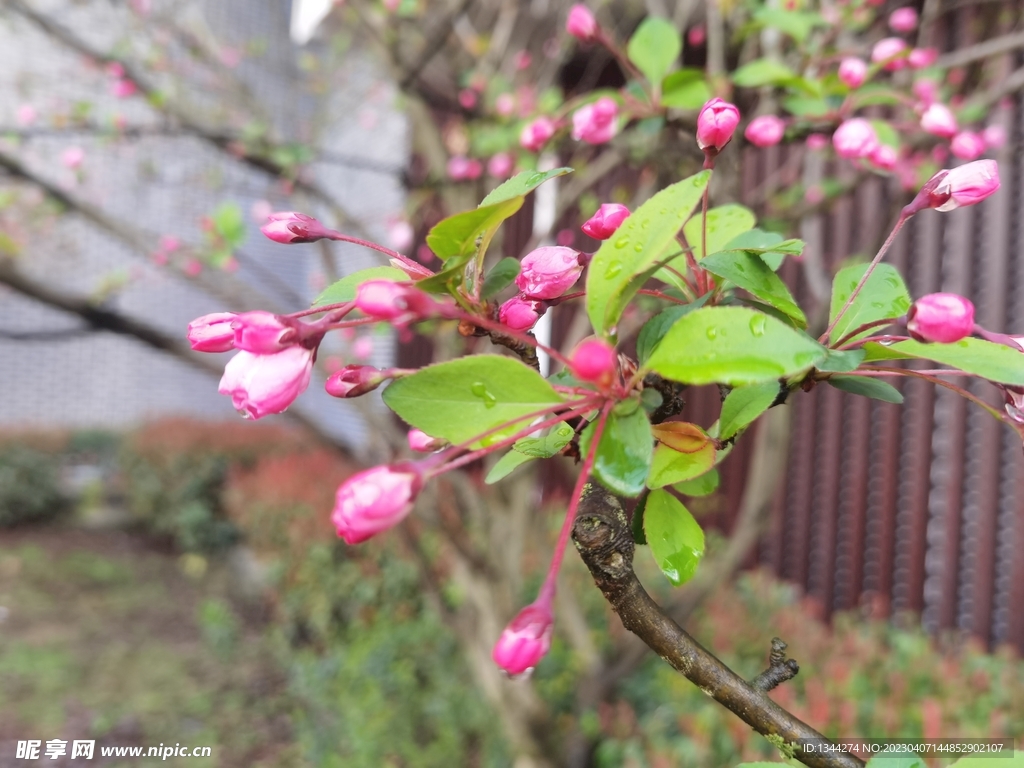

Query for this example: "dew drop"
[604,261,623,278]
[884,276,901,288]
[470,382,498,409]
[614,237,630,249]
[633,244,644,252]
[706,327,718,340]
[749,314,767,337]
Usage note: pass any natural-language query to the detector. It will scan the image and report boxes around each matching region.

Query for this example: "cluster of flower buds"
[571,97,619,145]
[498,246,586,332]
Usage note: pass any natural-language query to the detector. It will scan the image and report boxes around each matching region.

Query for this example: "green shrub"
[0,446,69,528]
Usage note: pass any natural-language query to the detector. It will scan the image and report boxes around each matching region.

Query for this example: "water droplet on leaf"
[749,315,767,337]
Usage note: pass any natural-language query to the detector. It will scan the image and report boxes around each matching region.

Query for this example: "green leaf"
[660,69,712,109]
[886,338,1024,386]
[731,58,798,87]
[426,198,523,263]
[827,375,904,404]
[673,468,719,497]
[870,119,899,148]
[722,229,803,271]
[719,381,779,439]
[627,18,682,87]
[631,493,648,544]
[647,440,716,488]
[782,95,834,117]
[586,171,710,336]
[827,263,911,344]
[646,307,827,386]
[644,490,705,585]
[481,256,521,298]
[382,355,564,447]
[485,422,575,484]
[752,7,827,42]
[583,403,653,498]
[817,348,866,372]
[479,167,573,207]
[851,84,906,109]
[947,756,1024,768]
[636,296,709,364]
[312,266,410,306]
[701,251,806,326]
[212,202,245,248]
[682,204,756,261]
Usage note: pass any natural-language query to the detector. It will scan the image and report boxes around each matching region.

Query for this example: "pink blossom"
[407,429,445,452]
[16,104,37,126]
[687,24,706,47]
[950,131,985,161]
[872,37,908,71]
[571,97,619,145]
[261,211,336,244]
[806,133,829,151]
[353,336,374,359]
[520,117,557,152]
[571,338,617,388]
[325,365,386,398]
[514,51,532,70]
[870,144,898,170]
[920,103,958,138]
[983,124,1006,150]
[187,312,238,353]
[744,115,786,147]
[908,48,938,69]
[833,119,878,159]
[912,79,938,105]
[110,78,138,99]
[499,296,543,331]
[904,160,1001,214]
[907,293,975,343]
[458,89,478,109]
[805,185,825,205]
[492,597,554,677]
[495,93,516,117]
[218,346,314,419]
[838,58,868,89]
[582,204,630,240]
[696,98,741,153]
[487,152,515,178]
[184,258,203,277]
[355,280,437,323]
[332,465,423,544]
[566,5,598,42]
[556,228,575,246]
[516,246,583,299]
[888,7,918,33]
[447,156,483,181]
[159,235,181,253]
[387,220,414,252]
[231,311,299,354]
[61,146,85,169]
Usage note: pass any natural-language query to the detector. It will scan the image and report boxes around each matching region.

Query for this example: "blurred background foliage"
[1,422,1021,767]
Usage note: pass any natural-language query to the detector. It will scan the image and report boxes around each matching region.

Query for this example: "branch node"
[751,637,801,692]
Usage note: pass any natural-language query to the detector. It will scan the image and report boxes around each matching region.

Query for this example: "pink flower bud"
[833,118,879,159]
[983,124,1006,150]
[696,98,741,153]
[907,160,1001,214]
[447,156,483,181]
[331,465,423,544]
[407,429,445,452]
[566,4,598,42]
[806,133,829,151]
[744,115,786,147]
[218,346,314,420]
[838,58,868,89]
[687,24,706,47]
[458,88,478,109]
[514,51,532,70]
[520,117,556,152]
[581,204,630,240]
[920,103,958,138]
[872,37,908,71]
[570,338,617,387]
[870,144,898,170]
[571,97,619,145]
[111,78,138,99]
[516,246,583,299]
[487,152,515,179]
[61,146,85,169]
[888,7,918,32]
[260,211,335,244]
[907,293,975,343]
[187,312,238,352]
[230,311,299,354]
[492,598,554,677]
[387,220,414,252]
[495,93,516,117]
[913,79,938,105]
[16,104,37,126]
[908,48,938,69]
[325,365,386,398]
[355,280,438,323]
[950,131,985,161]
[499,296,543,331]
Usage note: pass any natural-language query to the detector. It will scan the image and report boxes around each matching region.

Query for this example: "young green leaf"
[731,58,798,87]
[647,440,716,488]
[312,266,410,307]
[583,403,653,498]
[644,489,705,585]
[827,375,904,404]
[719,381,780,439]
[673,468,720,497]
[646,307,827,386]
[586,171,710,336]
[885,338,1024,386]
[627,18,682,88]
[382,355,564,447]
[479,167,573,207]
[827,263,911,344]
[426,198,523,263]
[701,250,806,326]
[682,203,756,261]
[660,69,712,109]
[635,295,709,364]
[485,422,575,484]
[752,7,828,42]
[481,257,521,298]
[816,348,867,373]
